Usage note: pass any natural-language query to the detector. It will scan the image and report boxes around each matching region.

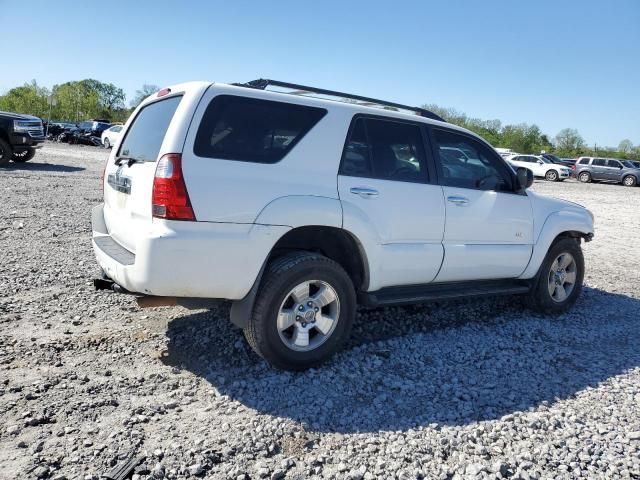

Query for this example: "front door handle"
[350,187,379,198]
[447,195,469,206]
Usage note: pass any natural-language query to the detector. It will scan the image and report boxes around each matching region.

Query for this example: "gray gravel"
[1,143,639,480]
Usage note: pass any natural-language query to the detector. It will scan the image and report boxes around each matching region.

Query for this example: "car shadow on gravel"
[3,162,85,173]
[162,287,640,433]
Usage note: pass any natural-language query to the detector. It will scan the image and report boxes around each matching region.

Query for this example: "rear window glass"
[118,95,182,162]
[194,95,327,164]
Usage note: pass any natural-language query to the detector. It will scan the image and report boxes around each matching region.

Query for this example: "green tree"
[618,139,633,154]
[555,128,585,154]
[0,80,50,118]
[130,84,159,108]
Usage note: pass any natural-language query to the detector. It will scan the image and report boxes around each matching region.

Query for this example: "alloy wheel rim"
[277,280,340,352]
[624,177,633,186]
[548,171,557,180]
[547,252,577,303]
[580,173,589,182]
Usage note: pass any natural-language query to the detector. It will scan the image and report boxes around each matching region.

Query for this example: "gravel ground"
[1,143,639,480]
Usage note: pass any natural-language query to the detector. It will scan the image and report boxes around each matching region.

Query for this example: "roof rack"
[232,79,445,122]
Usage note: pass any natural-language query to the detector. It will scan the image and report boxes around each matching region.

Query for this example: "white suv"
[91,79,594,370]
[506,154,571,182]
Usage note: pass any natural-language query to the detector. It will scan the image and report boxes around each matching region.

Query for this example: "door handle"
[447,195,469,206]
[350,187,379,198]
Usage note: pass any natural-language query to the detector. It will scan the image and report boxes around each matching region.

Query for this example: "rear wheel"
[103,138,111,149]
[578,171,591,183]
[11,148,36,162]
[0,139,13,166]
[622,175,636,187]
[525,237,584,314]
[545,169,559,182]
[243,252,356,371]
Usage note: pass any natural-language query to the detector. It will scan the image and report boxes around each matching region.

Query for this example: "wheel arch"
[519,211,593,280]
[230,225,370,328]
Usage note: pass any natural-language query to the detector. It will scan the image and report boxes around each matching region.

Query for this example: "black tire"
[0,138,13,166]
[622,175,636,187]
[545,169,559,182]
[11,147,36,163]
[243,252,356,371]
[525,237,584,315]
[578,171,591,183]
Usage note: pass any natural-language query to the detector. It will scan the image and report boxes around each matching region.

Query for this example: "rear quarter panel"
[181,84,352,224]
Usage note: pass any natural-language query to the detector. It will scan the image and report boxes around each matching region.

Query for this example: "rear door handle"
[350,187,379,198]
[447,195,469,206]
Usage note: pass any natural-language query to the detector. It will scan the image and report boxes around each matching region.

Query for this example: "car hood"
[0,111,41,121]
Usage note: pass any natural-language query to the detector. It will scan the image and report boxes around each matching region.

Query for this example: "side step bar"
[359,279,531,308]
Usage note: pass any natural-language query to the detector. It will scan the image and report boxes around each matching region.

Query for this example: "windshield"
[622,160,638,168]
[117,95,182,162]
[540,157,553,164]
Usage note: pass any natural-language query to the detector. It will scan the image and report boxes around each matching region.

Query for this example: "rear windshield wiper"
[114,156,144,167]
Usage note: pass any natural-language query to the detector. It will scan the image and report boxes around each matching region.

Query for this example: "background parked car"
[77,120,112,137]
[575,157,640,187]
[541,153,575,168]
[101,125,123,148]
[506,154,571,181]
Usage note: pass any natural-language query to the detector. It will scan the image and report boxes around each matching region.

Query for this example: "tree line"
[0,79,158,125]
[0,79,637,160]
[423,104,639,160]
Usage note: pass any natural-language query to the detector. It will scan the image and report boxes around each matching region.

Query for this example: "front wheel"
[0,139,13,166]
[578,172,591,183]
[243,252,356,371]
[11,147,36,162]
[525,238,584,314]
[622,175,636,187]
[545,170,559,182]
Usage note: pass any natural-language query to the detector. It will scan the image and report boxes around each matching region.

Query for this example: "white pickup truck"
[91,79,594,370]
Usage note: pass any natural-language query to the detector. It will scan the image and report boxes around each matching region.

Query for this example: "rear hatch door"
[102,84,208,252]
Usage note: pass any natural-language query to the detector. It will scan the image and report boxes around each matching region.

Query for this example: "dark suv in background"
[575,157,640,187]
[0,111,45,164]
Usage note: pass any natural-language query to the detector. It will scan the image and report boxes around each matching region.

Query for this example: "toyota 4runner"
[92,79,595,370]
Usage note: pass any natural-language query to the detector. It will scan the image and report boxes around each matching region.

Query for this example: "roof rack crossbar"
[233,79,445,122]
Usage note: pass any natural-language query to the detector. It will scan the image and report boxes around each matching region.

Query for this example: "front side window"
[607,160,622,168]
[340,117,427,183]
[194,95,326,164]
[432,128,513,192]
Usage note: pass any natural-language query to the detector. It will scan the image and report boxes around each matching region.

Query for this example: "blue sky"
[1,0,638,147]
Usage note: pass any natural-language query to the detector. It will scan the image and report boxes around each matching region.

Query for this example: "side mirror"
[516,167,534,191]
[537,160,544,165]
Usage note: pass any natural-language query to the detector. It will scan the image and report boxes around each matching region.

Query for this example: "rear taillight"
[152,153,196,221]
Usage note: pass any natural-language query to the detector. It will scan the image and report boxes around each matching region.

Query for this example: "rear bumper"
[91,203,289,300]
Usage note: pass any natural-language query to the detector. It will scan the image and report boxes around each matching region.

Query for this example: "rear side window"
[194,95,327,164]
[340,117,428,183]
[118,95,182,162]
[592,158,606,166]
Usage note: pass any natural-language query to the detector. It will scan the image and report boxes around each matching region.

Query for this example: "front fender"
[519,210,594,279]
